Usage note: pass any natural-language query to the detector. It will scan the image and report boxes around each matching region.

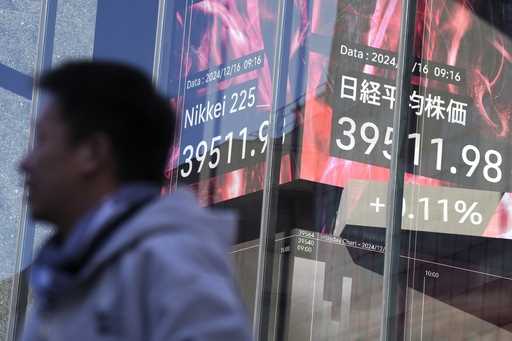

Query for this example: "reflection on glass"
[167,0,512,339]
[0,1,42,339]
[402,1,512,339]
[262,0,404,339]
[165,0,280,319]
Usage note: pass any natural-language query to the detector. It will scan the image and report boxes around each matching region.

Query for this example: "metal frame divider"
[379,0,417,340]
[252,0,295,339]
[152,0,168,87]
[6,0,58,340]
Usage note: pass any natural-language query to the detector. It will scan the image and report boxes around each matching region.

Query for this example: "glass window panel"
[401,1,512,339]
[0,88,32,340]
[52,0,97,64]
[261,0,407,339]
[32,0,99,255]
[163,0,280,321]
[0,1,40,74]
[0,1,42,338]
[13,1,512,339]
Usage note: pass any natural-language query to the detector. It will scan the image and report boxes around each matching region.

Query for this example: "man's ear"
[76,132,115,177]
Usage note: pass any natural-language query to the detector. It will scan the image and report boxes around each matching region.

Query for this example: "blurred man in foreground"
[19,61,252,341]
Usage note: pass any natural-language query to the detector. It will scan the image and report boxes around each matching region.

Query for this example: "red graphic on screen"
[297,0,512,238]
[170,0,295,206]
[169,0,512,237]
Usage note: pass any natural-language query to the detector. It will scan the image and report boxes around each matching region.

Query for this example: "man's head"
[19,61,175,233]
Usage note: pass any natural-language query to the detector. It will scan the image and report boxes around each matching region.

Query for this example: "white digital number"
[430,138,443,171]
[195,140,208,173]
[247,86,256,108]
[483,149,502,183]
[180,145,194,178]
[224,132,233,164]
[259,120,269,154]
[409,133,420,166]
[361,122,379,154]
[239,127,247,159]
[230,86,256,114]
[462,144,480,178]
[382,127,393,160]
[336,117,356,151]
[208,136,221,169]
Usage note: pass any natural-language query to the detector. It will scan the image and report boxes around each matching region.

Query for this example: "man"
[19,61,252,341]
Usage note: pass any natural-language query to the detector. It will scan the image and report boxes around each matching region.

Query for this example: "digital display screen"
[167,0,512,238]
[167,0,294,205]
[294,0,512,239]
[166,1,512,337]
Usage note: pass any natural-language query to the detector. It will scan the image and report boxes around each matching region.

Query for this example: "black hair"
[38,60,175,184]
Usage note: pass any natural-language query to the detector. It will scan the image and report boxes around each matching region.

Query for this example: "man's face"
[19,100,84,227]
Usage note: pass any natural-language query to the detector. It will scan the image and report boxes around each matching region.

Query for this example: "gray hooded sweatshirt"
[21,189,252,341]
